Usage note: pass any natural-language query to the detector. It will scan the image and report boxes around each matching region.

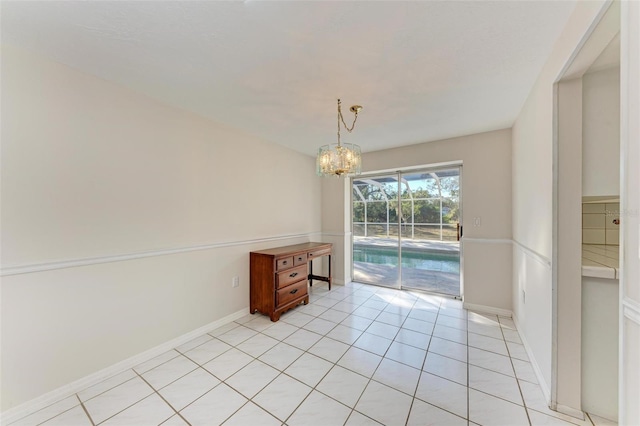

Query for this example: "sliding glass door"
[352,167,462,296]
[352,174,400,288]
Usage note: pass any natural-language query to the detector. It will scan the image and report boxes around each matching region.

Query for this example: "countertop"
[582,244,619,279]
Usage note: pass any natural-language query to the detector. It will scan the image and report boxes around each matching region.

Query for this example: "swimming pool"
[353,245,460,274]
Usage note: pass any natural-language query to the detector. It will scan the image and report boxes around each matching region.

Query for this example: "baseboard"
[463,302,512,318]
[556,404,585,420]
[512,314,552,407]
[1,307,248,425]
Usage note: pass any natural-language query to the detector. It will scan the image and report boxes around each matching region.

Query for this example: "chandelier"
[316,99,363,177]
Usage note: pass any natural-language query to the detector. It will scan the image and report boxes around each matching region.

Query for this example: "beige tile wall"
[582,202,620,245]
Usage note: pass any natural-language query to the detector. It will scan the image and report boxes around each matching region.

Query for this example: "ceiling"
[1,1,577,156]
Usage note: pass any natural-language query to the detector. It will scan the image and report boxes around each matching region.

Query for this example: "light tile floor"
[10,283,608,426]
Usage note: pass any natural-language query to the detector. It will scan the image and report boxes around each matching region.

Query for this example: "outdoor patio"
[353,237,461,297]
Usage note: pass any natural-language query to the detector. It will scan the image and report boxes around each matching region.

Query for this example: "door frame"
[550,0,640,421]
[350,163,463,297]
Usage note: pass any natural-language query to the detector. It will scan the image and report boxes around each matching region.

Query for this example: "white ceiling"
[1,1,577,156]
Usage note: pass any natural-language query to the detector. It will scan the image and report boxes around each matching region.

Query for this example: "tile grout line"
[133,370,193,426]
[262,306,360,424]
[21,397,94,426]
[405,297,441,426]
[500,317,532,426]
[344,294,413,426]
[312,287,387,426]
[76,394,96,426]
[141,321,291,425]
[86,376,158,426]
[221,285,374,425]
[311,289,425,424]
[212,327,309,425]
[158,289,445,424]
[171,337,283,424]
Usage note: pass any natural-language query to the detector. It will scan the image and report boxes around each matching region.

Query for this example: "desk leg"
[308,254,332,290]
[328,254,332,290]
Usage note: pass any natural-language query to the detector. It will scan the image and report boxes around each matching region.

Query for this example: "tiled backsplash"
[582,202,620,245]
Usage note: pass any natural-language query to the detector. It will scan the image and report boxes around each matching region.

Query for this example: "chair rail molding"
[1,232,321,277]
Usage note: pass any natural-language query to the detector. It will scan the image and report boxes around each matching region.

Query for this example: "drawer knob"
[283,261,288,265]
[289,272,298,278]
[290,288,298,295]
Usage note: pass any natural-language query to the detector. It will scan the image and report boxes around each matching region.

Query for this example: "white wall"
[511,0,610,409]
[322,129,513,311]
[581,277,619,421]
[582,66,621,197]
[320,177,351,285]
[0,46,322,410]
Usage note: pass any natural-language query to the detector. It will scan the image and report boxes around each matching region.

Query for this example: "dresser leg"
[270,311,281,322]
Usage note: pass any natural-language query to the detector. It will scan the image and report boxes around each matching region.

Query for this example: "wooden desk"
[250,242,332,321]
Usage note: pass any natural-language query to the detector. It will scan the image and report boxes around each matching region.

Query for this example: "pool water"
[353,246,460,274]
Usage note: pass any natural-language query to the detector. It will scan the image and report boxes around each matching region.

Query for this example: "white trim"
[581,265,617,279]
[551,80,560,412]
[1,232,320,277]
[461,238,512,245]
[513,314,552,408]
[556,404,586,421]
[358,160,464,177]
[513,239,552,269]
[321,231,351,237]
[463,302,512,318]
[618,1,639,424]
[553,0,614,82]
[0,308,248,425]
[550,0,615,415]
[622,297,640,325]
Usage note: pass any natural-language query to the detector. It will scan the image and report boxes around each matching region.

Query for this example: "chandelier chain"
[337,98,359,146]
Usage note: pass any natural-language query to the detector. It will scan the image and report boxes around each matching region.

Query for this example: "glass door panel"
[399,169,461,296]
[352,175,400,288]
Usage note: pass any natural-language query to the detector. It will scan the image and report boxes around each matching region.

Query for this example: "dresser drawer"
[293,253,307,266]
[276,257,294,271]
[276,280,307,307]
[276,264,307,289]
[308,248,331,259]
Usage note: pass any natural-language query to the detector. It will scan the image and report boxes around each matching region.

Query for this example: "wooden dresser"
[250,242,332,321]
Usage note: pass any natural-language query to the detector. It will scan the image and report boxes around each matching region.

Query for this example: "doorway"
[351,166,462,297]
